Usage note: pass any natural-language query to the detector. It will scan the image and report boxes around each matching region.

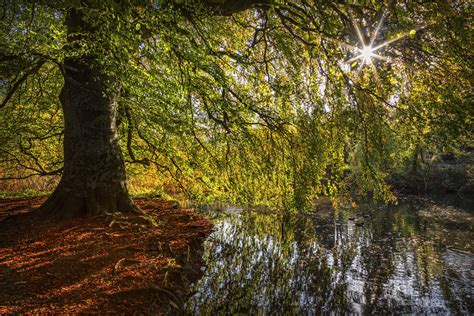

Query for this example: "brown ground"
[0,197,213,315]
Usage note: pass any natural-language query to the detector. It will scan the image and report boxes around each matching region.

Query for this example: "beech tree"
[0,1,471,219]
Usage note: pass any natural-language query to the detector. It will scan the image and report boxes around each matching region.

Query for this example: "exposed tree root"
[36,186,143,221]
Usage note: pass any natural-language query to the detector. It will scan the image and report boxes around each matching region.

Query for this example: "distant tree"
[0,0,471,219]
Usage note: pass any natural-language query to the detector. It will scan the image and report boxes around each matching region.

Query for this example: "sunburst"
[344,9,417,72]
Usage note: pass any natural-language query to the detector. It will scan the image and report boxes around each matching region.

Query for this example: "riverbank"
[389,150,474,198]
[0,197,212,314]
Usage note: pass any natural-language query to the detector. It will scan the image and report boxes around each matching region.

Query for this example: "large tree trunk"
[38,9,139,220]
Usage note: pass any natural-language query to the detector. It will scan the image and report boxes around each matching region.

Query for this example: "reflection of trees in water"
[186,202,473,314]
[186,212,340,314]
[439,250,473,312]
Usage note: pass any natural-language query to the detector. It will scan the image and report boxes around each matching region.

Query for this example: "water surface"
[186,197,473,314]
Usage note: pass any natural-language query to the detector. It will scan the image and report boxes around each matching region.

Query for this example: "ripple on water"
[186,197,474,315]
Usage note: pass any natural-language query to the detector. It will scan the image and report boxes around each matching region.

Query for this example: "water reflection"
[186,198,473,314]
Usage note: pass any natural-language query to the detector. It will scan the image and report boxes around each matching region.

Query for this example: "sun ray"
[353,22,366,47]
[370,9,387,47]
[372,32,409,51]
[338,42,359,51]
[346,45,384,65]
[344,5,423,71]
[369,62,380,81]
[370,53,388,61]
[346,54,364,64]
[356,61,365,75]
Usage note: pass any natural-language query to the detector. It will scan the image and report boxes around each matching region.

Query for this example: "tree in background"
[0,0,472,219]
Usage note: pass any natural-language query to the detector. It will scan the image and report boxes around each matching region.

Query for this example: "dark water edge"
[185,195,473,315]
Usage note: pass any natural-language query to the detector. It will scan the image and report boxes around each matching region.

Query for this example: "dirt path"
[0,197,212,314]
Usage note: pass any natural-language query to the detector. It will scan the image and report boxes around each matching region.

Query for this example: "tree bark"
[37,8,139,220]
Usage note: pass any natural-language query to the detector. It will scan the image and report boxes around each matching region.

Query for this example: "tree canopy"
[1,0,472,210]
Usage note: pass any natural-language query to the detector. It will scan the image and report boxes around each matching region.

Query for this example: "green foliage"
[0,1,472,210]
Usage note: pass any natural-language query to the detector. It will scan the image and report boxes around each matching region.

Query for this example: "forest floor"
[0,197,212,315]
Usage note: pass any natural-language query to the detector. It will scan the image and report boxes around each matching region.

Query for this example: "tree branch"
[199,0,271,16]
[0,60,44,109]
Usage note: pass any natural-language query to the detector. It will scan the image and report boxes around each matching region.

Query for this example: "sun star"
[343,8,417,71]
[360,45,375,63]
[345,25,390,68]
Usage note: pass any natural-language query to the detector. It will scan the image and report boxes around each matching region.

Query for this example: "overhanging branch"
[0,60,45,109]
[198,0,271,16]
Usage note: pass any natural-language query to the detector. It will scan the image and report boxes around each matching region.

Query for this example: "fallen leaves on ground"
[0,197,212,314]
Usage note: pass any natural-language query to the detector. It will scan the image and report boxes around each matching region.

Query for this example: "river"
[185,195,473,314]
